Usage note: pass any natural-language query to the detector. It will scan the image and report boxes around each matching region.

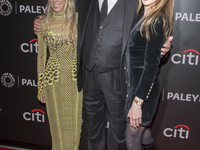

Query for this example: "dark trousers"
[83,66,126,150]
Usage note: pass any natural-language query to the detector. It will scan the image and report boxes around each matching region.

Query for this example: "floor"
[0,145,32,150]
[0,140,51,150]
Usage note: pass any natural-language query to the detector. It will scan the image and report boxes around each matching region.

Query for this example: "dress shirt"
[98,0,118,14]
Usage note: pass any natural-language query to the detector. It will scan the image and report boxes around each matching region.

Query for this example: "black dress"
[125,16,166,126]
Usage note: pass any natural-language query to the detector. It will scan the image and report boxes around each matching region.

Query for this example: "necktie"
[100,0,108,23]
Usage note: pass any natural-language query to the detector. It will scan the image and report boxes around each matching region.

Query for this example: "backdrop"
[0,0,200,150]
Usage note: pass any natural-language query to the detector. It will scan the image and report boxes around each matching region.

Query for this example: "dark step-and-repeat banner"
[0,0,200,150]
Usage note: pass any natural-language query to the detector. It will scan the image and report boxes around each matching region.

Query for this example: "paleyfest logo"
[1,73,15,88]
[0,0,12,16]
[171,49,200,66]
[175,12,200,22]
[163,125,190,139]
[167,91,200,103]
[0,1,47,16]
[19,4,47,14]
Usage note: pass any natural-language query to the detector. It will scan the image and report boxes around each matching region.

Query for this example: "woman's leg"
[141,128,154,145]
[141,128,155,150]
[126,123,146,150]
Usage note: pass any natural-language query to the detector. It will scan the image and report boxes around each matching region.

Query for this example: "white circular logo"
[0,0,12,16]
[1,73,15,88]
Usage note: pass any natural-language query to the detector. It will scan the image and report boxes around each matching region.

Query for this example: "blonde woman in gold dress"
[37,0,82,149]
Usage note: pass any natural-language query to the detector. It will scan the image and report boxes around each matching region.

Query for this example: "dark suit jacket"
[76,0,140,95]
[125,16,165,125]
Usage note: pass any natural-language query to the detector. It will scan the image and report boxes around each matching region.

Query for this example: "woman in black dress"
[125,0,174,149]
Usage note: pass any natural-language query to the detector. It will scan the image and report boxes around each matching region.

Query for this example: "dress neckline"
[135,16,146,27]
[51,11,64,20]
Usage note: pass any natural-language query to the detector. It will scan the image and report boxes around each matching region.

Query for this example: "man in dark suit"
[76,0,140,150]
[34,0,172,149]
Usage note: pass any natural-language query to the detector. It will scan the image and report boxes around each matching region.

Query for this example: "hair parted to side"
[42,0,76,39]
[137,0,174,41]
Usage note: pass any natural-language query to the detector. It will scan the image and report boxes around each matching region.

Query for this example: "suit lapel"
[121,0,138,63]
[79,0,94,48]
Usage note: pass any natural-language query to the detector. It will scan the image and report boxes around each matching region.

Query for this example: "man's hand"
[34,16,43,35]
[161,36,173,57]
[41,92,46,104]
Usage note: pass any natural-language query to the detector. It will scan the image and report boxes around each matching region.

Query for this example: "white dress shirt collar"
[98,0,118,14]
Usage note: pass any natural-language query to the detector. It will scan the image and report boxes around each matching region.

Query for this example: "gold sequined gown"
[37,12,82,150]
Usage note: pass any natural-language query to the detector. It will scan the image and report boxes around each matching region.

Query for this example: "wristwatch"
[134,99,143,106]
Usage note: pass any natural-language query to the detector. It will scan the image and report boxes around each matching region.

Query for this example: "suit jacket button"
[146,96,149,98]
[124,67,126,70]
[100,26,103,29]
[126,94,128,97]
[98,39,101,41]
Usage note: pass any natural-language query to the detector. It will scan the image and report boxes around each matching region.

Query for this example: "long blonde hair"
[42,0,76,39]
[137,0,174,41]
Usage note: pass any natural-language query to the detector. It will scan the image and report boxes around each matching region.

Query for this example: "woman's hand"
[33,16,43,35]
[161,36,173,57]
[41,92,46,104]
[127,97,143,128]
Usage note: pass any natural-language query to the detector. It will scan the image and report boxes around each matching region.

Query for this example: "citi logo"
[171,49,199,65]
[23,109,45,123]
[21,39,38,53]
[163,125,190,139]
